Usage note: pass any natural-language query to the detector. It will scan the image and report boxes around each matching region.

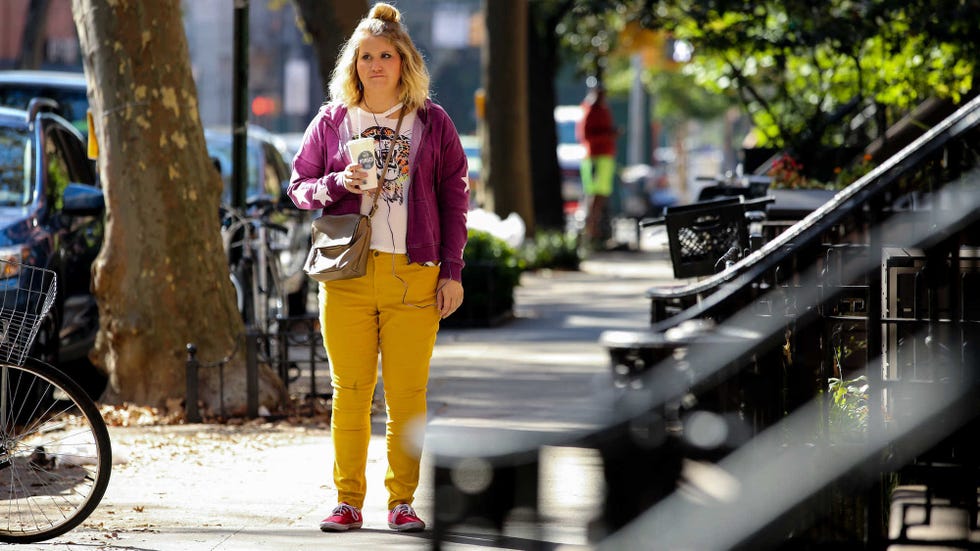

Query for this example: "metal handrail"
[645,95,980,331]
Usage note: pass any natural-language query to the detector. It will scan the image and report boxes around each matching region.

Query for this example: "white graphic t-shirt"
[349,104,415,254]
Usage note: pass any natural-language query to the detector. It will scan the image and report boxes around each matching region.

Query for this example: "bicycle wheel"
[258,252,287,336]
[0,359,112,543]
[231,260,255,326]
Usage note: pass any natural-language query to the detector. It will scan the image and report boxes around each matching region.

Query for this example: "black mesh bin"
[664,197,750,279]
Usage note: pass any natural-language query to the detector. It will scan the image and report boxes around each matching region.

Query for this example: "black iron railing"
[430,96,980,550]
[597,96,980,548]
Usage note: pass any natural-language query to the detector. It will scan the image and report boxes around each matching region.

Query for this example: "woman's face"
[356,35,402,101]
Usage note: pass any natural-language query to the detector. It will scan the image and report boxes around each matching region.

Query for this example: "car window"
[0,86,89,135]
[44,127,75,209]
[0,126,33,207]
[206,137,267,202]
[49,124,94,186]
[261,141,289,193]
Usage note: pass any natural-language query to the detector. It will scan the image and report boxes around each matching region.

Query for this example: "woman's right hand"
[342,163,371,194]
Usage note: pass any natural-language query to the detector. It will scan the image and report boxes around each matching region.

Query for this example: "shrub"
[450,229,526,327]
[463,229,525,287]
[519,230,581,271]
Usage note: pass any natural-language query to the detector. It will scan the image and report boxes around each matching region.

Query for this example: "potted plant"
[444,229,525,328]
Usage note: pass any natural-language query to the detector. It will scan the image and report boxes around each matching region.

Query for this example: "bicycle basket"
[664,199,749,279]
[0,260,58,365]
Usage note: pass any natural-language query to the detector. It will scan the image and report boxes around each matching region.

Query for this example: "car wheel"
[35,305,107,401]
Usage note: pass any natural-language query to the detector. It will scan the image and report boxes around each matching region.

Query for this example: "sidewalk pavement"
[41,231,677,551]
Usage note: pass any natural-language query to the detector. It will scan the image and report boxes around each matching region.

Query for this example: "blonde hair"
[328,3,430,112]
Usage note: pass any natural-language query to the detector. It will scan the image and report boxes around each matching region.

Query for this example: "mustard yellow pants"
[320,251,440,510]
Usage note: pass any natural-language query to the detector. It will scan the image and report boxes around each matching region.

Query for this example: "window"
[0,127,33,206]
[0,85,89,134]
[45,128,72,209]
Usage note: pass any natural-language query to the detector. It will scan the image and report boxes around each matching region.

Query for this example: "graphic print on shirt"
[360,125,410,205]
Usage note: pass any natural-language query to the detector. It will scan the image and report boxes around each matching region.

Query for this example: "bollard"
[307,317,320,398]
[185,343,201,423]
[245,326,259,418]
[276,314,290,384]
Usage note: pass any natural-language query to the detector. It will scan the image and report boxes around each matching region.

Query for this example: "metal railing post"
[245,326,259,418]
[185,343,201,423]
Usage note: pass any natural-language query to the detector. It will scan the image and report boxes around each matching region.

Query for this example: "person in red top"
[576,84,618,249]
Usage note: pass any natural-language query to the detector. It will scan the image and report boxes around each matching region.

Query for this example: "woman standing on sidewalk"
[287,2,469,533]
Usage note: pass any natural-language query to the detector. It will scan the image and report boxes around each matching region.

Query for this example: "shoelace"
[332,503,360,519]
[391,503,416,518]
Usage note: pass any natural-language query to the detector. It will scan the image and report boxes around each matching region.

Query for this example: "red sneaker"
[319,502,363,532]
[388,503,425,532]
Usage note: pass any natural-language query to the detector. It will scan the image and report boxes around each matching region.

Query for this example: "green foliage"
[519,230,581,271]
[827,375,869,441]
[555,1,626,79]
[763,149,880,190]
[453,230,527,326]
[641,69,736,125]
[554,0,977,178]
[658,0,976,152]
[463,229,525,290]
[832,153,877,188]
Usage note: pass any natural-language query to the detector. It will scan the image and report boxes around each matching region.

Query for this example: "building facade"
[1,0,80,71]
[1,1,484,134]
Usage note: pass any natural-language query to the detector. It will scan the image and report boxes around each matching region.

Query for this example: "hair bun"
[369,3,401,24]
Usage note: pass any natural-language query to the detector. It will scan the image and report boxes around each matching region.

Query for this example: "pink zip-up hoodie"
[288,100,469,282]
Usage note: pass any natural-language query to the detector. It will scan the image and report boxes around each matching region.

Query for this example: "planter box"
[442,262,514,328]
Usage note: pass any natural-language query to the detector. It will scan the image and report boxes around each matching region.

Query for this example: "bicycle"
[0,260,112,543]
[220,196,289,337]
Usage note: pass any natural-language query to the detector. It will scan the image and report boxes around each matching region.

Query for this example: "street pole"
[627,54,646,166]
[232,0,249,210]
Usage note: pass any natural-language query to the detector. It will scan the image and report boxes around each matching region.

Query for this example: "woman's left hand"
[436,278,464,319]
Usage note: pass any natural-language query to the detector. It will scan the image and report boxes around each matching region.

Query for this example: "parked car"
[0,100,105,376]
[0,70,89,136]
[275,131,305,163]
[0,71,314,320]
[204,125,313,315]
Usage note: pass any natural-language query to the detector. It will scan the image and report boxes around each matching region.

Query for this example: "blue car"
[0,70,90,136]
[0,99,105,381]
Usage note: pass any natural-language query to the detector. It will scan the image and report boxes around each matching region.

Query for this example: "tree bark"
[291,0,368,99]
[71,0,285,412]
[526,2,570,231]
[483,0,534,234]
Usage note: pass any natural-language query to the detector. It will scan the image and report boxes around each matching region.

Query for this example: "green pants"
[581,155,615,197]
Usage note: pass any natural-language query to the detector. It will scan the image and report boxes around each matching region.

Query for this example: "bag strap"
[367,110,405,218]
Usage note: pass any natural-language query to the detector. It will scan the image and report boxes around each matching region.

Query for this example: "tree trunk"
[71,0,285,412]
[291,0,368,98]
[16,0,51,70]
[526,3,567,231]
[483,0,534,234]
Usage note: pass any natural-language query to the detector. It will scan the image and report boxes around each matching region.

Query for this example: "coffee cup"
[346,137,378,190]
